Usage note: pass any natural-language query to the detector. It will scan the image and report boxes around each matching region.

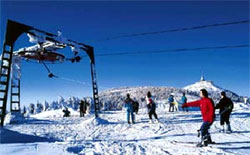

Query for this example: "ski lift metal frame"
[0,20,100,126]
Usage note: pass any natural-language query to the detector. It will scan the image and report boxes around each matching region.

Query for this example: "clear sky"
[0,1,249,106]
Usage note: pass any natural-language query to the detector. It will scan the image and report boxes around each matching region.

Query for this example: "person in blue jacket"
[124,94,135,124]
[168,95,174,112]
[180,93,188,112]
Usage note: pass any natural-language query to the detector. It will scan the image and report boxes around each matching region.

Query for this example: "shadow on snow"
[0,128,58,144]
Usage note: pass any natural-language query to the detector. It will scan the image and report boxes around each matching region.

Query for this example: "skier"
[215,92,234,133]
[146,91,159,123]
[180,93,188,112]
[173,98,179,112]
[63,107,70,117]
[168,95,175,112]
[132,100,139,114]
[182,89,215,147]
[124,94,135,124]
[243,96,248,105]
[80,99,89,117]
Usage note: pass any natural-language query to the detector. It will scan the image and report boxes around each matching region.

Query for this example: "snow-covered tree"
[29,103,35,114]
[36,101,44,113]
[44,100,49,111]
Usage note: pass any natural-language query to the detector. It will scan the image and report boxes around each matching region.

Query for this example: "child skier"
[182,89,215,147]
[215,92,234,133]
[146,91,159,123]
[124,94,135,124]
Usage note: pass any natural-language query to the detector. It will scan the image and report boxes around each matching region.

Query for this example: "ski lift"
[67,56,82,63]
[17,49,65,63]
[0,20,100,127]
[15,33,66,63]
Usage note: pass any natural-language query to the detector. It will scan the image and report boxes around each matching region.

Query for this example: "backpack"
[226,98,234,111]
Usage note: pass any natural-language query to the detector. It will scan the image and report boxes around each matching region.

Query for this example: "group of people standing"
[124,94,140,124]
[124,91,160,124]
[182,89,234,147]
[62,99,90,117]
[125,89,234,147]
[168,93,188,112]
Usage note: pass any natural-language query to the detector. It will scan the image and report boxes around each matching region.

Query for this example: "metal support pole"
[90,62,100,118]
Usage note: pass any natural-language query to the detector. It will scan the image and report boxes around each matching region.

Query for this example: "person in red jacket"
[182,89,215,147]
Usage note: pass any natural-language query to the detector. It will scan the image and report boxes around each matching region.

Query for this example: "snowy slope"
[22,81,248,116]
[183,80,242,102]
[99,86,201,111]
[184,80,224,92]
[1,101,250,155]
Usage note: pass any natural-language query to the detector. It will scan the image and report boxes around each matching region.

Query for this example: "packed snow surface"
[1,102,250,155]
[184,80,224,92]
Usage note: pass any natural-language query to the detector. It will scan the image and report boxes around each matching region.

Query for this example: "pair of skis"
[170,140,231,148]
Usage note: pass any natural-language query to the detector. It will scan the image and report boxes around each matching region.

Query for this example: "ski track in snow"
[1,104,250,155]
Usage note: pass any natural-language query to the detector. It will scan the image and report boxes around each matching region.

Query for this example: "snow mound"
[234,102,250,111]
[80,117,110,126]
[31,108,79,119]
[4,112,25,125]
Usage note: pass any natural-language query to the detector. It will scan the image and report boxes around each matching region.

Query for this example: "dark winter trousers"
[148,110,158,120]
[220,111,231,125]
[169,103,174,112]
[127,110,135,123]
[200,122,211,140]
[134,108,139,114]
[80,110,85,117]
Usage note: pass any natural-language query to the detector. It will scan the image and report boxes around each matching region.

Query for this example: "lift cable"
[85,20,250,43]
[39,60,108,89]
[18,44,249,63]
[81,44,249,57]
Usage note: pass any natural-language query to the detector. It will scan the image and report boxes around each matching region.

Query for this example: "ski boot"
[197,136,208,147]
[149,119,153,123]
[226,123,232,133]
[197,130,201,138]
[220,125,225,133]
[196,140,208,147]
[207,134,215,144]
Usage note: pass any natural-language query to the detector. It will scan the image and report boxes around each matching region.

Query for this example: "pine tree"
[29,103,35,114]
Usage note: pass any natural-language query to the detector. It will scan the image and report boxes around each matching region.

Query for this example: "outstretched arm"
[182,100,200,107]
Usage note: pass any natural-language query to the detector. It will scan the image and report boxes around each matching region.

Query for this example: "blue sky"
[0,1,249,106]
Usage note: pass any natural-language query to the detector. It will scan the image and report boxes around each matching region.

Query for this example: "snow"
[4,112,25,125]
[31,108,80,119]
[184,80,223,92]
[183,80,244,103]
[1,101,250,155]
